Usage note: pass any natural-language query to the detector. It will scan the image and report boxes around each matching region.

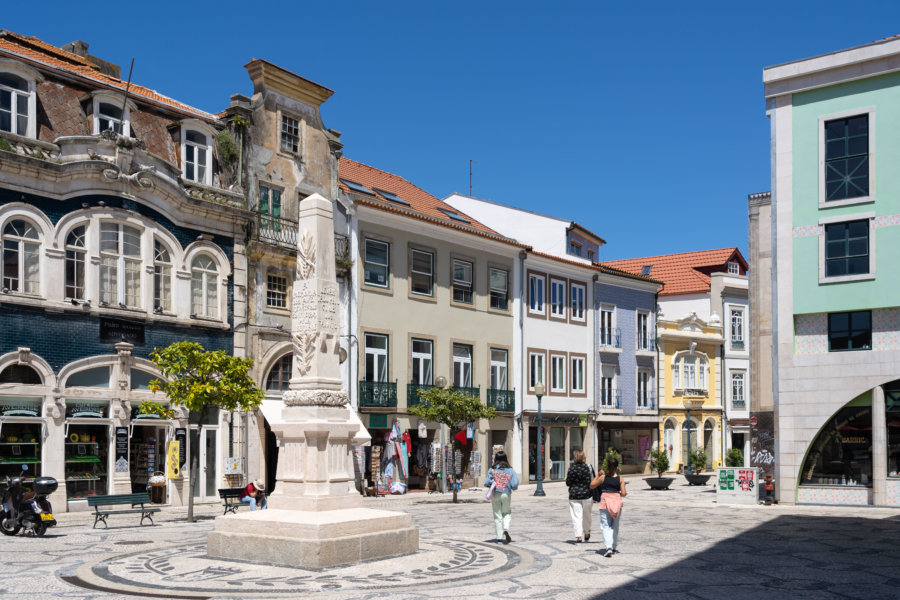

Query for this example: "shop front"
[0,398,45,485]
[597,422,658,475]
[129,408,175,504]
[523,413,592,482]
[63,400,112,508]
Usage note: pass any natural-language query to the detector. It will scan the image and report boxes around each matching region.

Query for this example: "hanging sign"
[166,440,181,479]
[417,421,427,438]
[466,423,474,439]
[175,428,187,469]
[114,427,129,472]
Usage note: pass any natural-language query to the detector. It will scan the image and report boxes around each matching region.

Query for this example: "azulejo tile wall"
[873,308,900,351]
[797,486,871,505]
[794,314,827,355]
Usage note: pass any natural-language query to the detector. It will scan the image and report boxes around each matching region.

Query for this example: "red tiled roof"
[339,157,523,246]
[0,30,217,121]
[603,247,747,296]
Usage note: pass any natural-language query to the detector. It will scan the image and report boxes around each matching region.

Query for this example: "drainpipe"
[654,285,663,457]
[720,341,727,470]
[517,249,527,478]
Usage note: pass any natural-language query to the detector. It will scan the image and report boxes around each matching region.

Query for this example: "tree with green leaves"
[141,341,264,522]
[408,387,496,504]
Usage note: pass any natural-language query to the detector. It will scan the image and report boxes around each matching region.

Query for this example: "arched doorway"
[704,419,715,469]
[664,419,676,467]
[681,418,697,471]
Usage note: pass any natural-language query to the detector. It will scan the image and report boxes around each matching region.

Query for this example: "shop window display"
[65,424,108,498]
[0,423,42,483]
[130,426,167,502]
[801,404,872,487]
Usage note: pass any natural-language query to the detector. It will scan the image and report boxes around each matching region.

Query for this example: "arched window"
[2,219,40,294]
[191,254,218,318]
[100,222,141,307]
[97,102,124,135]
[183,129,209,184]
[65,225,86,300]
[130,369,158,390]
[673,352,709,393]
[266,354,293,392]
[664,420,675,464]
[0,72,32,136]
[153,240,172,311]
[682,419,697,465]
[66,367,111,388]
[704,420,714,469]
[0,364,42,384]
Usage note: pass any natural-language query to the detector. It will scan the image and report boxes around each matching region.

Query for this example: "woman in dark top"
[590,457,627,557]
[565,449,594,542]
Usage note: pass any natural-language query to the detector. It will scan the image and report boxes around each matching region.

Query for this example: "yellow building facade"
[657,314,725,473]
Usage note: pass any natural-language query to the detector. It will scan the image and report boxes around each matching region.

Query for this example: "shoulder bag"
[590,465,603,502]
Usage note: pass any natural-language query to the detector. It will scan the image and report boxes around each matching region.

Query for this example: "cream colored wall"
[356,220,515,404]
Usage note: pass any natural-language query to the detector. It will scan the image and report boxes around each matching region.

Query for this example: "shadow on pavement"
[589,513,900,599]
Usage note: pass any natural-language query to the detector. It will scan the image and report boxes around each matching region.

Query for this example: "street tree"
[408,387,495,503]
[141,341,264,522]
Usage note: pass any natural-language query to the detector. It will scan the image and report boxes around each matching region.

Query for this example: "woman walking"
[484,450,519,544]
[565,449,593,542]
[590,456,626,557]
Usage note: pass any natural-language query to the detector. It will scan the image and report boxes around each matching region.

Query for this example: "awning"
[259,398,371,447]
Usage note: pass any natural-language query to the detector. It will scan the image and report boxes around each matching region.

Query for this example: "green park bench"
[87,492,160,529]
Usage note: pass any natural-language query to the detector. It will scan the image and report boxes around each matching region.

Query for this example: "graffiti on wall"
[750,411,775,473]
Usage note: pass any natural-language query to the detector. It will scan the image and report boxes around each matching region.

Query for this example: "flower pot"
[685,473,712,486]
[644,477,675,490]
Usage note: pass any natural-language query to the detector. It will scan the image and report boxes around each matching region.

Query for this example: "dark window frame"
[825,219,869,277]
[824,114,869,202]
[828,310,872,352]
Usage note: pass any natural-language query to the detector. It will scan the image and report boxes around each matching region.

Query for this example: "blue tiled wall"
[594,282,656,414]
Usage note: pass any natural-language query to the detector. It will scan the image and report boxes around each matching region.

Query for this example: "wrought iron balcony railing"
[599,328,621,348]
[732,399,746,409]
[636,336,656,352]
[682,388,709,397]
[598,388,621,409]
[256,213,298,249]
[358,381,397,408]
[636,394,656,410]
[487,389,515,412]
[453,386,480,400]
[407,383,435,407]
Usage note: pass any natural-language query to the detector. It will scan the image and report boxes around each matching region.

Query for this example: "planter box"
[643,477,675,490]
[685,473,712,486]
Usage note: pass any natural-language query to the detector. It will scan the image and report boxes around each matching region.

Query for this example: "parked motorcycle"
[1,465,58,537]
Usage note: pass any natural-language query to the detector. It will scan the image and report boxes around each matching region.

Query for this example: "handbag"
[590,465,602,502]
[485,481,496,501]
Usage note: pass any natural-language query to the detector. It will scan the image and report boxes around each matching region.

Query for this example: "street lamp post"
[534,381,546,497]
[684,399,699,476]
[435,375,448,494]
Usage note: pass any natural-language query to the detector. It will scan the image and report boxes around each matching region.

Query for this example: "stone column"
[873,385,886,506]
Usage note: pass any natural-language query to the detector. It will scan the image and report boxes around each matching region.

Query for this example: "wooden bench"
[87,493,160,529]
[218,487,245,515]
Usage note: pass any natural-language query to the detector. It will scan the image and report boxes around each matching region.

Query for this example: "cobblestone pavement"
[4,476,900,599]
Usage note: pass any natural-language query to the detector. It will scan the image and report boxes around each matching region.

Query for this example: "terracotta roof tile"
[0,31,217,122]
[603,247,748,296]
[339,157,523,246]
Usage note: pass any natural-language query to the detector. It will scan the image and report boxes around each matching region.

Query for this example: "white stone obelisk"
[208,193,418,568]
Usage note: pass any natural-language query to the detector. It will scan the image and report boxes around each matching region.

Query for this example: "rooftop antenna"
[469,159,474,196]
[118,58,134,135]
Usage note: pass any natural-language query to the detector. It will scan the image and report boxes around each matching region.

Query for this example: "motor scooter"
[1,464,58,537]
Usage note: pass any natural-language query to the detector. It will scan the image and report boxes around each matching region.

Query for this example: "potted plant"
[725,448,744,467]
[685,449,712,485]
[644,447,675,490]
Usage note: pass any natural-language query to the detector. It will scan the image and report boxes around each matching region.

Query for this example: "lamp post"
[534,381,546,497]
[435,375,448,494]
[683,399,700,475]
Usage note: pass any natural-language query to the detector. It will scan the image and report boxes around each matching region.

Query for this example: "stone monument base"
[207,508,419,569]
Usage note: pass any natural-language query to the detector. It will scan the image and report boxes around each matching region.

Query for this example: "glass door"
[190,426,219,501]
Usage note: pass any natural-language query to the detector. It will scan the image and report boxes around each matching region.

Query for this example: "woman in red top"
[240,480,267,510]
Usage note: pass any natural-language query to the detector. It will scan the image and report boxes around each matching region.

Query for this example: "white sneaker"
[604,548,614,558]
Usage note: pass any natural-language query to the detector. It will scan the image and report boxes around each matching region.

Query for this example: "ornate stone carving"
[102,164,154,189]
[282,389,349,407]
[292,332,318,377]
[296,230,316,280]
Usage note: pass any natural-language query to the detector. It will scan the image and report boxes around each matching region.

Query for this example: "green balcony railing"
[359,381,397,408]
[487,389,515,412]
[453,386,480,400]
[407,383,435,407]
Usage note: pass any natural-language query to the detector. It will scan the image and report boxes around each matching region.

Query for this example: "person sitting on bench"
[240,479,267,510]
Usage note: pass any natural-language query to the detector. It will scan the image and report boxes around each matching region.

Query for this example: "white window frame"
[549,277,566,319]
[180,120,215,186]
[600,369,616,407]
[99,222,142,307]
[550,353,566,394]
[490,348,508,390]
[569,282,586,323]
[452,343,473,388]
[190,254,218,318]
[280,114,301,155]
[528,351,545,391]
[91,93,132,137]
[817,212,877,284]
[410,338,433,385]
[410,248,434,297]
[730,308,744,346]
[673,351,709,393]
[528,272,545,316]
[727,261,739,275]
[489,267,509,311]
[452,258,474,304]
[570,355,585,395]
[0,61,39,139]
[731,371,745,409]
[266,272,288,309]
[818,106,876,209]
[363,238,390,289]
[153,239,172,311]
[65,225,87,300]
[637,311,651,350]
[637,368,651,408]
[1,218,40,294]
[364,333,389,382]
[600,305,616,347]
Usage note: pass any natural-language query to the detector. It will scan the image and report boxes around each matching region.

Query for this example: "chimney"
[60,40,121,79]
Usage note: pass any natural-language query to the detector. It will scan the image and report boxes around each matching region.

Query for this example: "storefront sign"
[166,440,181,479]
[527,415,581,425]
[0,404,39,416]
[67,402,106,418]
[99,317,145,345]
[369,414,387,428]
[175,428,187,469]
[114,427,129,472]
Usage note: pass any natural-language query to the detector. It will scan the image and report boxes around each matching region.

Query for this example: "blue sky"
[6,2,900,260]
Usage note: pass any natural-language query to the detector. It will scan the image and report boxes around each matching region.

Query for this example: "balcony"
[636,336,656,355]
[487,389,515,412]
[731,339,745,350]
[681,388,709,398]
[358,381,397,408]
[256,213,298,250]
[599,328,622,353]
[597,388,621,411]
[453,386,481,400]
[636,394,656,411]
[732,399,746,410]
[407,383,435,407]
